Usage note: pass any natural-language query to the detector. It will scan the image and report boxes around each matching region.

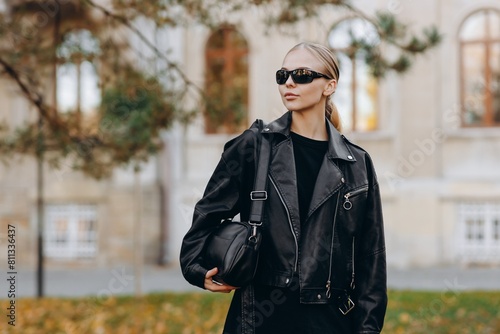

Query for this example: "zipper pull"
[350,236,356,290]
[326,280,331,298]
[343,193,352,210]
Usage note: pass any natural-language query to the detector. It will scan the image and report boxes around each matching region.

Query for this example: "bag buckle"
[250,191,267,201]
[248,221,263,240]
[338,296,355,315]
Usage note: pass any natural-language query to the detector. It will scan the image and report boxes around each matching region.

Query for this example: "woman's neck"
[290,110,328,141]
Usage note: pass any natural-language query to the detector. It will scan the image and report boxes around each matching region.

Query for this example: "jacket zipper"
[343,185,369,210]
[270,176,299,272]
[350,236,356,290]
[326,191,342,298]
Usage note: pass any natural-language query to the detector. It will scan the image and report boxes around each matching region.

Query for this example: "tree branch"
[0,56,53,123]
[83,0,205,98]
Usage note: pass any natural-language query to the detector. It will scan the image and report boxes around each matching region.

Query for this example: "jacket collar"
[262,111,357,162]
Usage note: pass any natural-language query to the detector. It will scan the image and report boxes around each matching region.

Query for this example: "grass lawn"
[2,290,499,333]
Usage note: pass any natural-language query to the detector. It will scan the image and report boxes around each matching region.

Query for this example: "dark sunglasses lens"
[276,70,288,84]
[276,69,319,84]
[292,69,314,84]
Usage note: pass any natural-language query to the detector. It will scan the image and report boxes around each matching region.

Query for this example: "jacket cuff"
[185,264,209,290]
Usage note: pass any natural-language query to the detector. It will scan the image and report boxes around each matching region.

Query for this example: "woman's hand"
[204,268,238,293]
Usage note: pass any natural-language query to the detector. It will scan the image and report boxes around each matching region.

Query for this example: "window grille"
[457,202,500,264]
[44,204,98,259]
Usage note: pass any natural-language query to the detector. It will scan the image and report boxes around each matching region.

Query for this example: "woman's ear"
[323,79,337,96]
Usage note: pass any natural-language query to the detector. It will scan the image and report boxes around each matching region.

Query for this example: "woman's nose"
[285,75,295,87]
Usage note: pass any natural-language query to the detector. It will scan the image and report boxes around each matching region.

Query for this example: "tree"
[0,0,441,177]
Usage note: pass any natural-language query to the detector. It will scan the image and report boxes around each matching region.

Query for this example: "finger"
[211,278,224,286]
[209,278,237,290]
[205,278,236,292]
[209,284,234,293]
[205,267,218,278]
[213,282,238,292]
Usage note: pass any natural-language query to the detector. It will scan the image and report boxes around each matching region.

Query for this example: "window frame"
[459,8,500,127]
[44,203,98,260]
[328,18,380,132]
[456,201,500,264]
[56,28,101,117]
[204,25,249,134]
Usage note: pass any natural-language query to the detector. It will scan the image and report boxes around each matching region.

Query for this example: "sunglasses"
[276,68,331,85]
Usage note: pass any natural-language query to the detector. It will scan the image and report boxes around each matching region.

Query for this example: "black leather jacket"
[180,111,387,333]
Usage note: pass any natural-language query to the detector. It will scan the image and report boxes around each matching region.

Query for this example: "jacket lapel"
[262,111,357,225]
[268,138,301,235]
[305,118,356,221]
[264,112,300,234]
[306,155,343,220]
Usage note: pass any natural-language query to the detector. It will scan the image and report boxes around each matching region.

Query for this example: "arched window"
[56,29,100,115]
[205,26,249,134]
[459,9,500,127]
[328,18,379,132]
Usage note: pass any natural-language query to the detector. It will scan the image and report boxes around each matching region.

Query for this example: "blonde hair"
[288,42,342,132]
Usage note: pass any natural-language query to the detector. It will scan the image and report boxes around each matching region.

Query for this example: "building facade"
[171,0,500,269]
[0,0,499,270]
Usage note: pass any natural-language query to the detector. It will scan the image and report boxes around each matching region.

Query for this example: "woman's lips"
[284,93,298,100]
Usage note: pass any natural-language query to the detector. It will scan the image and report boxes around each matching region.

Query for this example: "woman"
[180,42,387,334]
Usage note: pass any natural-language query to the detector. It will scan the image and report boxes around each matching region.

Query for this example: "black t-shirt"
[290,131,328,226]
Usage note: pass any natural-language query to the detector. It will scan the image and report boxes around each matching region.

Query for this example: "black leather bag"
[203,120,270,287]
[204,219,262,287]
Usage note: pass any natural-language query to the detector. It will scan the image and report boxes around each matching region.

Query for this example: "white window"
[457,202,500,264]
[56,29,101,115]
[328,18,380,132]
[44,204,98,259]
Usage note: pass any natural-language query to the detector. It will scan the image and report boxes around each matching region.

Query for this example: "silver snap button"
[341,177,345,183]
[285,278,290,284]
[347,155,353,160]
[264,128,270,131]
[317,294,321,299]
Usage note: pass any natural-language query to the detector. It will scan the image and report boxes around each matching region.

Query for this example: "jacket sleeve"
[179,124,258,289]
[352,154,388,333]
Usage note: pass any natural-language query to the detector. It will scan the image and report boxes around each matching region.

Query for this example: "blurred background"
[0,0,499,328]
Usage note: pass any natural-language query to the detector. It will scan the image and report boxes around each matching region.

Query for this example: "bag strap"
[248,119,271,223]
